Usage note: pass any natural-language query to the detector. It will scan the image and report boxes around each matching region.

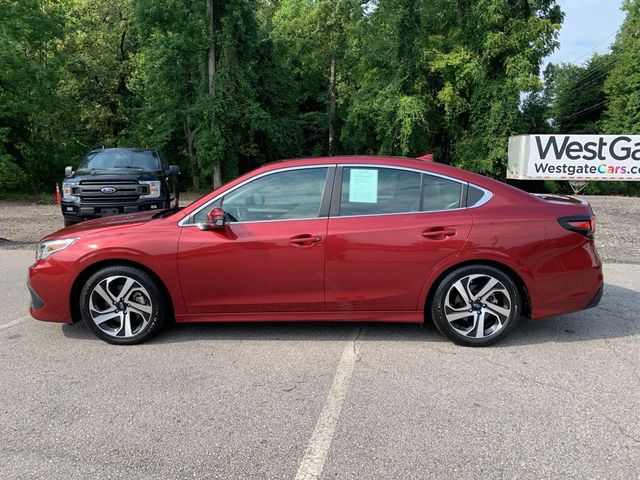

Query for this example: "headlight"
[62,182,79,201]
[140,180,161,199]
[36,238,78,261]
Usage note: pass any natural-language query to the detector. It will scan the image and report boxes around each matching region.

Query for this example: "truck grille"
[74,180,149,204]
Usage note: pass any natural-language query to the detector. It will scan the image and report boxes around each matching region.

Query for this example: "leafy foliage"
[602,0,640,134]
[0,0,638,193]
[341,0,562,177]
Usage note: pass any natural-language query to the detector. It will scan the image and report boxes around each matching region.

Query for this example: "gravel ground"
[0,194,638,263]
[0,192,203,249]
[587,196,640,264]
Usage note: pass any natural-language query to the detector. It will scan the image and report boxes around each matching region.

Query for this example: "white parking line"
[0,316,29,330]
[295,328,364,480]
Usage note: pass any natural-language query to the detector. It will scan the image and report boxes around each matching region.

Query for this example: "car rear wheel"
[79,265,168,345]
[430,265,521,347]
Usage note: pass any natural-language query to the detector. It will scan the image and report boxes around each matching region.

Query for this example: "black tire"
[79,265,168,345]
[430,265,522,347]
[64,219,78,227]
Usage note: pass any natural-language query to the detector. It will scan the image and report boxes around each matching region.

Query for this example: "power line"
[561,100,607,123]
[546,35,638,116]
[565,31,618,67]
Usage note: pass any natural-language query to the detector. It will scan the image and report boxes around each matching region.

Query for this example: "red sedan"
[28,156,603,346]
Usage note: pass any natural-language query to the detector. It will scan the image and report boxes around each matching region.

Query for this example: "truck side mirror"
[64,166,74,177]
[169,165,180,175]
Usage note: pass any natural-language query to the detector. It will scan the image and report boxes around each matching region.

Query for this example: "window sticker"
[348,169,378,203]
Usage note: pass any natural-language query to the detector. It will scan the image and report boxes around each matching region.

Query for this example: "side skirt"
[175,311,424,324]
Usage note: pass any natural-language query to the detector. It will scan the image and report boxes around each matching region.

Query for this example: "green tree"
[602,0,640,134]
[0,0,66,190]
[61,0,140,147]
[131,0,300,189]
[342,0,563,178]
[129,0,206,188]
[269,0,366,156]
[544,56,612,134]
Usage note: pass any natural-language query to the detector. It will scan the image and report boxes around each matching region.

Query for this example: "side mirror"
[169,165,180,175]
[197,207,226,230]
[64,166,74,177]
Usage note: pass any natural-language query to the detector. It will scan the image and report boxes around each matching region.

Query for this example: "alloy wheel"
[88,275,153,339]
[443,274,512,339]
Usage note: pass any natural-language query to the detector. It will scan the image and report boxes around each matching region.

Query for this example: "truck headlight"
[140,180,161,199]
[62,181,79,201]
[36,238,78,261]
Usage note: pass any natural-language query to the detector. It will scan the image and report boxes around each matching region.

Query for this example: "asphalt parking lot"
[1,250,639,479]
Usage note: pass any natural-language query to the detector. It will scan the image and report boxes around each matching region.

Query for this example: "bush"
[0,156,27,194]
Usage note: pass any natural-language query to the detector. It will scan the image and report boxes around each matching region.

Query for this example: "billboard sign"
[507,135,640,181]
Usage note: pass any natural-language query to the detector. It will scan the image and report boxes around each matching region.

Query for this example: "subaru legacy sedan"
[28,156,603,346]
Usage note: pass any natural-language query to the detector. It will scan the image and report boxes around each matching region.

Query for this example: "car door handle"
[289,234,323,247]
[422,227,456,240]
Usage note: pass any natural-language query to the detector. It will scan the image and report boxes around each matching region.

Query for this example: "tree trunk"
[206,0,222,188]
[212,163,222,189]
[183,115,197,190]
[206,0,216,95]
[328,54,337,156]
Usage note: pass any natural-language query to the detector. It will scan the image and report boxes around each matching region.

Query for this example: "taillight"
[558,215,595,238]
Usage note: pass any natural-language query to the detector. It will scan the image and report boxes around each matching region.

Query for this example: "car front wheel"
[430,265,522,347]
[79,265,168,345]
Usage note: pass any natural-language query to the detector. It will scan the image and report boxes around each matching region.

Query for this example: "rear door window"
[338,167,422,216]
[422,175,464,211]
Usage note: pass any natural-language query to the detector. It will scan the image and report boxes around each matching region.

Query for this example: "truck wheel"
[79,265,168,345]
[64,219,78,227]
[430,265,522,347]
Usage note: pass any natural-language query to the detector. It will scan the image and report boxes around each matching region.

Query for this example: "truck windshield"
[78,150,161,172]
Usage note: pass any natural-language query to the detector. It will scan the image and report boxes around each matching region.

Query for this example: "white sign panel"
[508,135,640,181]
[349,168,378,203]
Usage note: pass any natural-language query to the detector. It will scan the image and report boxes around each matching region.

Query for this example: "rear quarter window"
[466,185,490,207]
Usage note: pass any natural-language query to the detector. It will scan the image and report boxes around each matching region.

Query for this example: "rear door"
[325,166,473,311]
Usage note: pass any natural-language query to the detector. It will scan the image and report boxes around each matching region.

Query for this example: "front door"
[178,166,333,313]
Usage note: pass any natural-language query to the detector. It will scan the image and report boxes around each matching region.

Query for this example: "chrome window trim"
[329,208,467,219]
[467,184,494,208]
[178,162,494,227]
[178,164,335,227]
[341,163,467,185]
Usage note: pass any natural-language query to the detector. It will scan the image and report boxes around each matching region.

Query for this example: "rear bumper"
[28,258,75,324]
[529,240,604,320]
[585,284,603,309]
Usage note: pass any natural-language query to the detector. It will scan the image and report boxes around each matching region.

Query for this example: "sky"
[543,0,626,68]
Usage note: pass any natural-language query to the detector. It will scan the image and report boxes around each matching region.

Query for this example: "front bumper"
[28,257,75,324]
[61,199,166,222]
[27,283,45,310]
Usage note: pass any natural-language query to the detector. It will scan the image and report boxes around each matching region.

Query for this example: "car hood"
[43,210,163,241]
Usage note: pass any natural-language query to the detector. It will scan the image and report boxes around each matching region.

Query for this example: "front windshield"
[78,149,161,172]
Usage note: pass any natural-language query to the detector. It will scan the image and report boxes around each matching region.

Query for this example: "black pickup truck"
[61,148,180,226]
